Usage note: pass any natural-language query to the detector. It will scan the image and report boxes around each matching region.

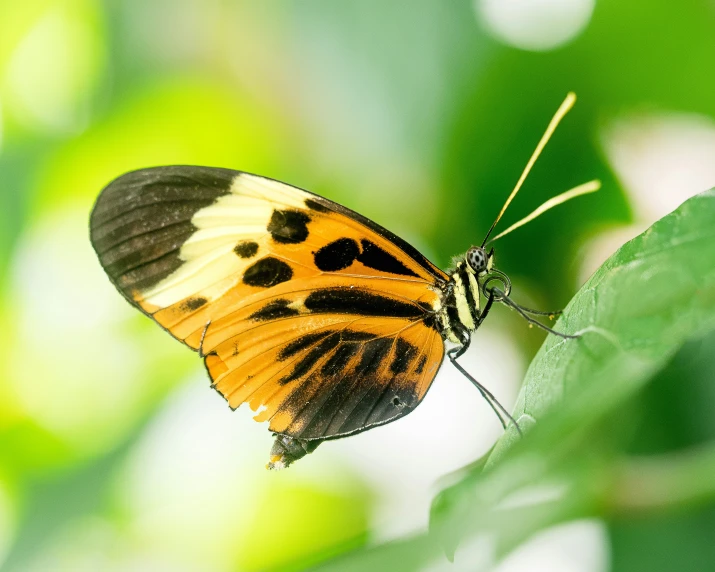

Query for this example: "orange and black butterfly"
[89,94,598,468]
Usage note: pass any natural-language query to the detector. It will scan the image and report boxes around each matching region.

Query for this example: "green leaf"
[427,188,715,561]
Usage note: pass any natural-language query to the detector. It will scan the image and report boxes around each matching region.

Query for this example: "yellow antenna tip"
[480,92,580,247]
[488,179,601,243]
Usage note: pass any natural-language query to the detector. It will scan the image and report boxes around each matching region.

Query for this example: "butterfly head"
[465,246,493,275]
[464,246,512,301]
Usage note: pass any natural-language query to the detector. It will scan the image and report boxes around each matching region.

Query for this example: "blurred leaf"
[31,78,287,215]
[0,0,106,135]
[238,481,371,572]
[619,328,715,456]
[0,421,76,476]
[0,429,139,572]
[0,0,57,70]
[608,329,715,572]
[429,188,715,561]
[610,507,715,572]
[313,533,439,572]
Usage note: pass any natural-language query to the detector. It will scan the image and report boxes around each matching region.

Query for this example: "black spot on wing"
[415,355,427,374]
[279,331,332,361]
[314,238,360,271]
[304,288,424,319]
[280,333,341,384]
[243,257,293,287]
[278,329,375,363]
[355,337,393,376]
[416,301,439,331]
[356,239,419,278]
[318,330,378,377]
[422,314,438,331]
[181,297,208,312]
[249,299,299,321]
[267,209,311,244]
[234,240,258,258]
[341,330,377,342]
[390,338,418,374]
[321,344,361,377]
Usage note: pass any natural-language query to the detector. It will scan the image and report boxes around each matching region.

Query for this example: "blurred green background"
[0,1,714,570]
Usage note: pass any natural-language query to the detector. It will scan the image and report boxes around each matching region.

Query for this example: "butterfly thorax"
[438,260,483,344]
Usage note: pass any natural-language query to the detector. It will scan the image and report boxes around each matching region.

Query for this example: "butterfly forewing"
[90,166,448,440]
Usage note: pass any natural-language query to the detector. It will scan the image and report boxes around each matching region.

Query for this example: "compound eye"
[467,247,488,273]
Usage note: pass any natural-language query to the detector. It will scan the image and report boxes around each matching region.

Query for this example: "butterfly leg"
[490,287,579,339]
[449,290,496,361]
[475,289,496,329]
[447,313,522,435]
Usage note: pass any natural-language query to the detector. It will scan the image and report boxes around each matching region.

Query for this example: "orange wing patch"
[205,310,443,439]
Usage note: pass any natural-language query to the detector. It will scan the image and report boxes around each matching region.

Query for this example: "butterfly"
[89,93,598,469]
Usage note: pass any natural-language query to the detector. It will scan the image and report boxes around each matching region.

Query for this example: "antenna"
[487,179,600,243]
[481,92,577,247]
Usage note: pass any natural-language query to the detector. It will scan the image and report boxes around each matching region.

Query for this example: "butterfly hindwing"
[205,308,443,439]
[90,166,448,439]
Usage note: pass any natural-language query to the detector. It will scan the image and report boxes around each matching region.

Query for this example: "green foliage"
[324,189,715,569]
[432,187,715,556]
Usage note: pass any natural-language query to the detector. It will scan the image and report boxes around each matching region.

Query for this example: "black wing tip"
[90,165,238,224]
[89,165,241,298]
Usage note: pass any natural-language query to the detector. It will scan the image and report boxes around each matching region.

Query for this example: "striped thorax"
[438,246,495,343]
